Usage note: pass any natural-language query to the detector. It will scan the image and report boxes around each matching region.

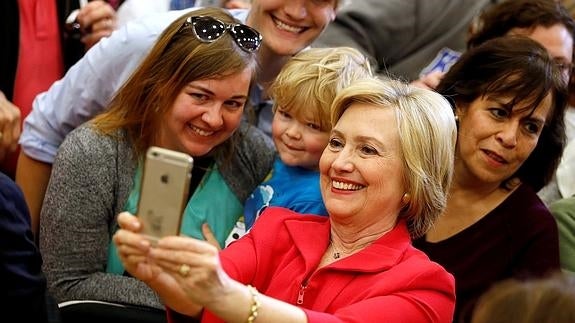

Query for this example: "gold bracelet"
[246,284,261,323]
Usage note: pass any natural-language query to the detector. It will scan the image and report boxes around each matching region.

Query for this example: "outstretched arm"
[114,212,308,322]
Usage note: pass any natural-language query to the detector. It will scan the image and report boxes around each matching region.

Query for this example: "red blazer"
[170,207,455,323]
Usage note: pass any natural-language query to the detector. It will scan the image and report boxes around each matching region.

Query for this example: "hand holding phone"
[138,147,194,241]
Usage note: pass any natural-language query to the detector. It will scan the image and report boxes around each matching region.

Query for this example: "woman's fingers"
[201,223,222,250]
[116,211,142,231]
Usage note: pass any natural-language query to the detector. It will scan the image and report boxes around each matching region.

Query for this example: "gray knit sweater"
[39,121,274,309]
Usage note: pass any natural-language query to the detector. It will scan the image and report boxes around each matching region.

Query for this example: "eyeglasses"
[180,16,262,53]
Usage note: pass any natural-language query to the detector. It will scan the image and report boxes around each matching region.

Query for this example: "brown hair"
[92,7,258,162]
[472,271,575,323]
[468,0,575,49]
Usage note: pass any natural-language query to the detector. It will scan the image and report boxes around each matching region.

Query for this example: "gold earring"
[402,193,411,204]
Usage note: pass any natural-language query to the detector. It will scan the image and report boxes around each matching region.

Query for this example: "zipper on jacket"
[296,283,308,305]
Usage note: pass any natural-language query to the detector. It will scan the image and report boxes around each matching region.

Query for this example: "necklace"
[333,248,341,259]
[330,237,372,260]
[329,237,341,259]
[329,225,395,260]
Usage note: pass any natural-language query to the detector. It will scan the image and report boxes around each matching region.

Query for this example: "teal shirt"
[107,164,242,274]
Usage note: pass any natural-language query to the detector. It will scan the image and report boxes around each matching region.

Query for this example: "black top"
[413,184,560,323]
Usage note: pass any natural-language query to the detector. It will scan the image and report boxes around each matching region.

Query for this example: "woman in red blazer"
[113,77,458,323]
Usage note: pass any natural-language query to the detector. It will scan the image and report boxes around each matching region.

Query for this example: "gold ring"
[178,264,191,277]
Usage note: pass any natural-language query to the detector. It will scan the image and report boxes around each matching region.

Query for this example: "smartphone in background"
[138,146,194,241]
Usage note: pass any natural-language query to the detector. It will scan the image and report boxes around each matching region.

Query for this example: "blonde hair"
[330,78,457,239]
[92,7,258,161]
[270,47,372,132]
[472,271,575,323]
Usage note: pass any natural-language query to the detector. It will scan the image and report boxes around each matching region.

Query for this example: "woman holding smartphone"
[39,7,274,312]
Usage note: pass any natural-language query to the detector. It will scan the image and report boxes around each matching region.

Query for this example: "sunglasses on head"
[180,16,262,53]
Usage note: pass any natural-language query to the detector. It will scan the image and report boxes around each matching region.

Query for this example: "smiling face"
[319,103,405,226]
[247,0,337,56]
[455,94,552,187]
[272,107,330,169]
[156,68,252,156]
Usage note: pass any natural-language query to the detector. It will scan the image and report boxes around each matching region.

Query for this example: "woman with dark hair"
[413,35,568,323]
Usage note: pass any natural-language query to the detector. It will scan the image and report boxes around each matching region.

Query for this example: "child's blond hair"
[270,47,372,132]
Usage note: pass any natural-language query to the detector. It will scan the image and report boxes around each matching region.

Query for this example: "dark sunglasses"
[180,16,262,53]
